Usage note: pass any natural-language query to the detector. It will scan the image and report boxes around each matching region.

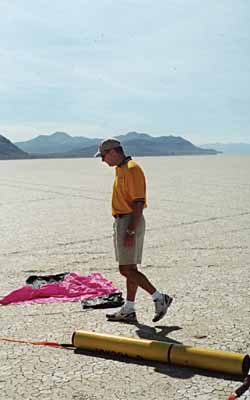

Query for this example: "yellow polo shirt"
[112,158,147,216]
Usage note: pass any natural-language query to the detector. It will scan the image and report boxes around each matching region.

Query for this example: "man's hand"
[124,231,135,248]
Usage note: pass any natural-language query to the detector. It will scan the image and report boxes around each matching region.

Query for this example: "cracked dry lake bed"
[0,155,250,400]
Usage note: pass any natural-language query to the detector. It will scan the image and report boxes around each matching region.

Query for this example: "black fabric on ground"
[26,273,69,288]
[81,292,124,309]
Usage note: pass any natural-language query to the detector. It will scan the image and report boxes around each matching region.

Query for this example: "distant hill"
[64,131,219,157]
[5,131,220,159]
[0,135,29,160]
[200,142,250,155]
[15,131,100,154]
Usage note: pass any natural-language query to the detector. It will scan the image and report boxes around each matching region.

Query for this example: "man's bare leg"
[106,264,172,322]
[119,264,156,300]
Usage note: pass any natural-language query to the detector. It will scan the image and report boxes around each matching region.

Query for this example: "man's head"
[95,137,125,166]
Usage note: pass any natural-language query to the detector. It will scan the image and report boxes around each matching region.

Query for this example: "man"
[95,137,173,323]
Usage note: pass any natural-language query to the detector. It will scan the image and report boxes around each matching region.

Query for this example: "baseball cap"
[94,137,121,157]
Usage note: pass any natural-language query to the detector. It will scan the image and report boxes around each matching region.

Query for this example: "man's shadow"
[135,323,182,344]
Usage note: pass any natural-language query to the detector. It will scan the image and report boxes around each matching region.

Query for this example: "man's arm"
[127,200,144,232]
[124,200,144,248]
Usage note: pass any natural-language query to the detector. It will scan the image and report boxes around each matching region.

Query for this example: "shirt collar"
[117,156,132,167]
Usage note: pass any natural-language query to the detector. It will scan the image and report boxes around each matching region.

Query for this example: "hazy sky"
[0,0,249,144]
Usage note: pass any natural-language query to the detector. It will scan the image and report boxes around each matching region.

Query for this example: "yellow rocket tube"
[170,345,249,376]
[72,330,171,362]
[72,330,250,376]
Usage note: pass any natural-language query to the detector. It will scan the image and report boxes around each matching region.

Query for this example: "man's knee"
[119,264,137,278]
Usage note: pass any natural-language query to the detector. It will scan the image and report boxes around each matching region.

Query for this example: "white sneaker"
[153,294,173,323]
[106,308,137,323]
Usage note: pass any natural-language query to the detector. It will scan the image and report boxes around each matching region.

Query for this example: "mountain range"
[0,131,222,160]
[13,131,219,158]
